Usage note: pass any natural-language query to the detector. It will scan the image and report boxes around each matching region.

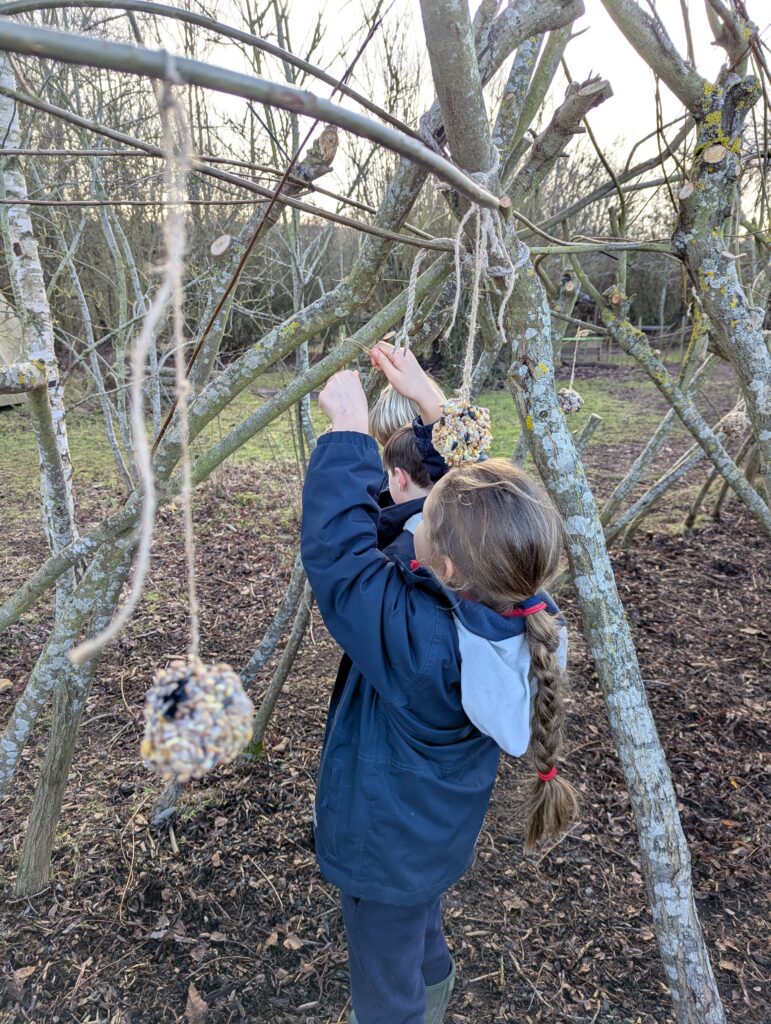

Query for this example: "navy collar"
[377,497,426,549]
[404,563,559,640]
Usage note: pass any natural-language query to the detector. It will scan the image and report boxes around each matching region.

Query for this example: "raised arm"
[370,343,447,482]
[301,373,436,703]
[370,343,444,426]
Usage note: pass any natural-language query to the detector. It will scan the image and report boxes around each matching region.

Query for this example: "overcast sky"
[280,0,769,146]
[192,0,769,195]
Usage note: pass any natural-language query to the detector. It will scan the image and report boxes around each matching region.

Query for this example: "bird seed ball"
[432,399,493,467]
[141,657,254,783]
[558,387,584,415]
[720,409,750,441]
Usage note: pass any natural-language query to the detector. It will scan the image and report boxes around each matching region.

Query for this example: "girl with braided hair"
[301,349,578,1024]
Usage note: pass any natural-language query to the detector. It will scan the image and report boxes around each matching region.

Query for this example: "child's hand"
[370,342,444,425]
[318,370,369,434]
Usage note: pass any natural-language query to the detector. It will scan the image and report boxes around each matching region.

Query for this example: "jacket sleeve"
[301,431,435,705]
[412,416,448,483]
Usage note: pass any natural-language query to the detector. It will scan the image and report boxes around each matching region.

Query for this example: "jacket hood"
[405,564,561,642]
[404,566,566,757]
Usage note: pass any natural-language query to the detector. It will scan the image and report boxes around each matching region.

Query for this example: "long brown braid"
[423,458,579,850]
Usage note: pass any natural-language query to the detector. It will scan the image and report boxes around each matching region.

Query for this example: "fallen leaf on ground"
[185,982,208,1024]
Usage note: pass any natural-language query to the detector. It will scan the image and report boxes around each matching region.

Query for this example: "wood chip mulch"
[0,449,768,1024]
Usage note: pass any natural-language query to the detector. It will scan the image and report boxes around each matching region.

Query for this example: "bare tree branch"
[420,0,495,172]
[0,0,421,139]
[600,0,706,111]
[0,359,46,392]
[0,19,503,209]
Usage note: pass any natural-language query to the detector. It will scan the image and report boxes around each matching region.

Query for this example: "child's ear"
[395,467,409,493]
[436,555,456,583]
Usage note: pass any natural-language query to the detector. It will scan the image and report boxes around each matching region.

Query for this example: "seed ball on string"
[141,657,254,783]
[432,398,493,467]
[720,409,750,441]
[558,387,584,415]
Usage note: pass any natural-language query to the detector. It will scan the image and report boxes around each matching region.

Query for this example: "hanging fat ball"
[558,387,584,415]
[432,398,493,467]
[141,658,254,783]
[720,409,750,441]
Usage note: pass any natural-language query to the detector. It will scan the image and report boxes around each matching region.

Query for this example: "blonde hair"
[425,458,579,851]
[369,384,420,446]
[368,376,445,446]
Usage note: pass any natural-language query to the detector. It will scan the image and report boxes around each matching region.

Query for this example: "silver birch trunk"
[14,535,134,895]
[37,203,133,492]
[0,55,77,616]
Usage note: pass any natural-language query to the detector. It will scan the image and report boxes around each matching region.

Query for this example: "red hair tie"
[502,601,547,618]
[537,766,557,782]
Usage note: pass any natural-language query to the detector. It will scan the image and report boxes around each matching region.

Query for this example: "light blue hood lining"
[453,615,568,756]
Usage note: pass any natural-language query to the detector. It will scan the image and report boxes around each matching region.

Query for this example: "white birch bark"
[0,54,77,616]
[14,535,134,894]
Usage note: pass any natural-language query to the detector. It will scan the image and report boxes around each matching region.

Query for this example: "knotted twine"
[558,328,584,415]
[70,61,253,779]
[393,248,426,352]
[432,157,528,466]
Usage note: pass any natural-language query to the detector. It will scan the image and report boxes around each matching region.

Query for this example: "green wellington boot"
[348,960,456,1024]
[424,958,456,1024]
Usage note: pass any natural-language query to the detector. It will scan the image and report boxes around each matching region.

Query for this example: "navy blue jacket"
[301,431,560,905]
[377,496,424,563]
[412,416,448,483]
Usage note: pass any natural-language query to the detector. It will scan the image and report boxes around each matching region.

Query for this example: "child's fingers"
[371,348,401,385]
[371,339,398,368]
[374,339,396,356]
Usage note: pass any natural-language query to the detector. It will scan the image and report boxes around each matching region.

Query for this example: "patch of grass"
[0,369,668,520]
[478,374,664,454]
[0,405,123,519]
[176,784,224,824]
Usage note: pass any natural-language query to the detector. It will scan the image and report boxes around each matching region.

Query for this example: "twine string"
[71,74,192,666]
[445,151,525,406]
[394,248,426,351]
[568,327,580,391]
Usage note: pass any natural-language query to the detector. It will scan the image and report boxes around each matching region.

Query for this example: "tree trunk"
[0,54,77,616]
[244,583,314,756]
[672,72,771,501]
[502,234,726,1024]
[417,3,725,1010]
[14,536,133,894]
